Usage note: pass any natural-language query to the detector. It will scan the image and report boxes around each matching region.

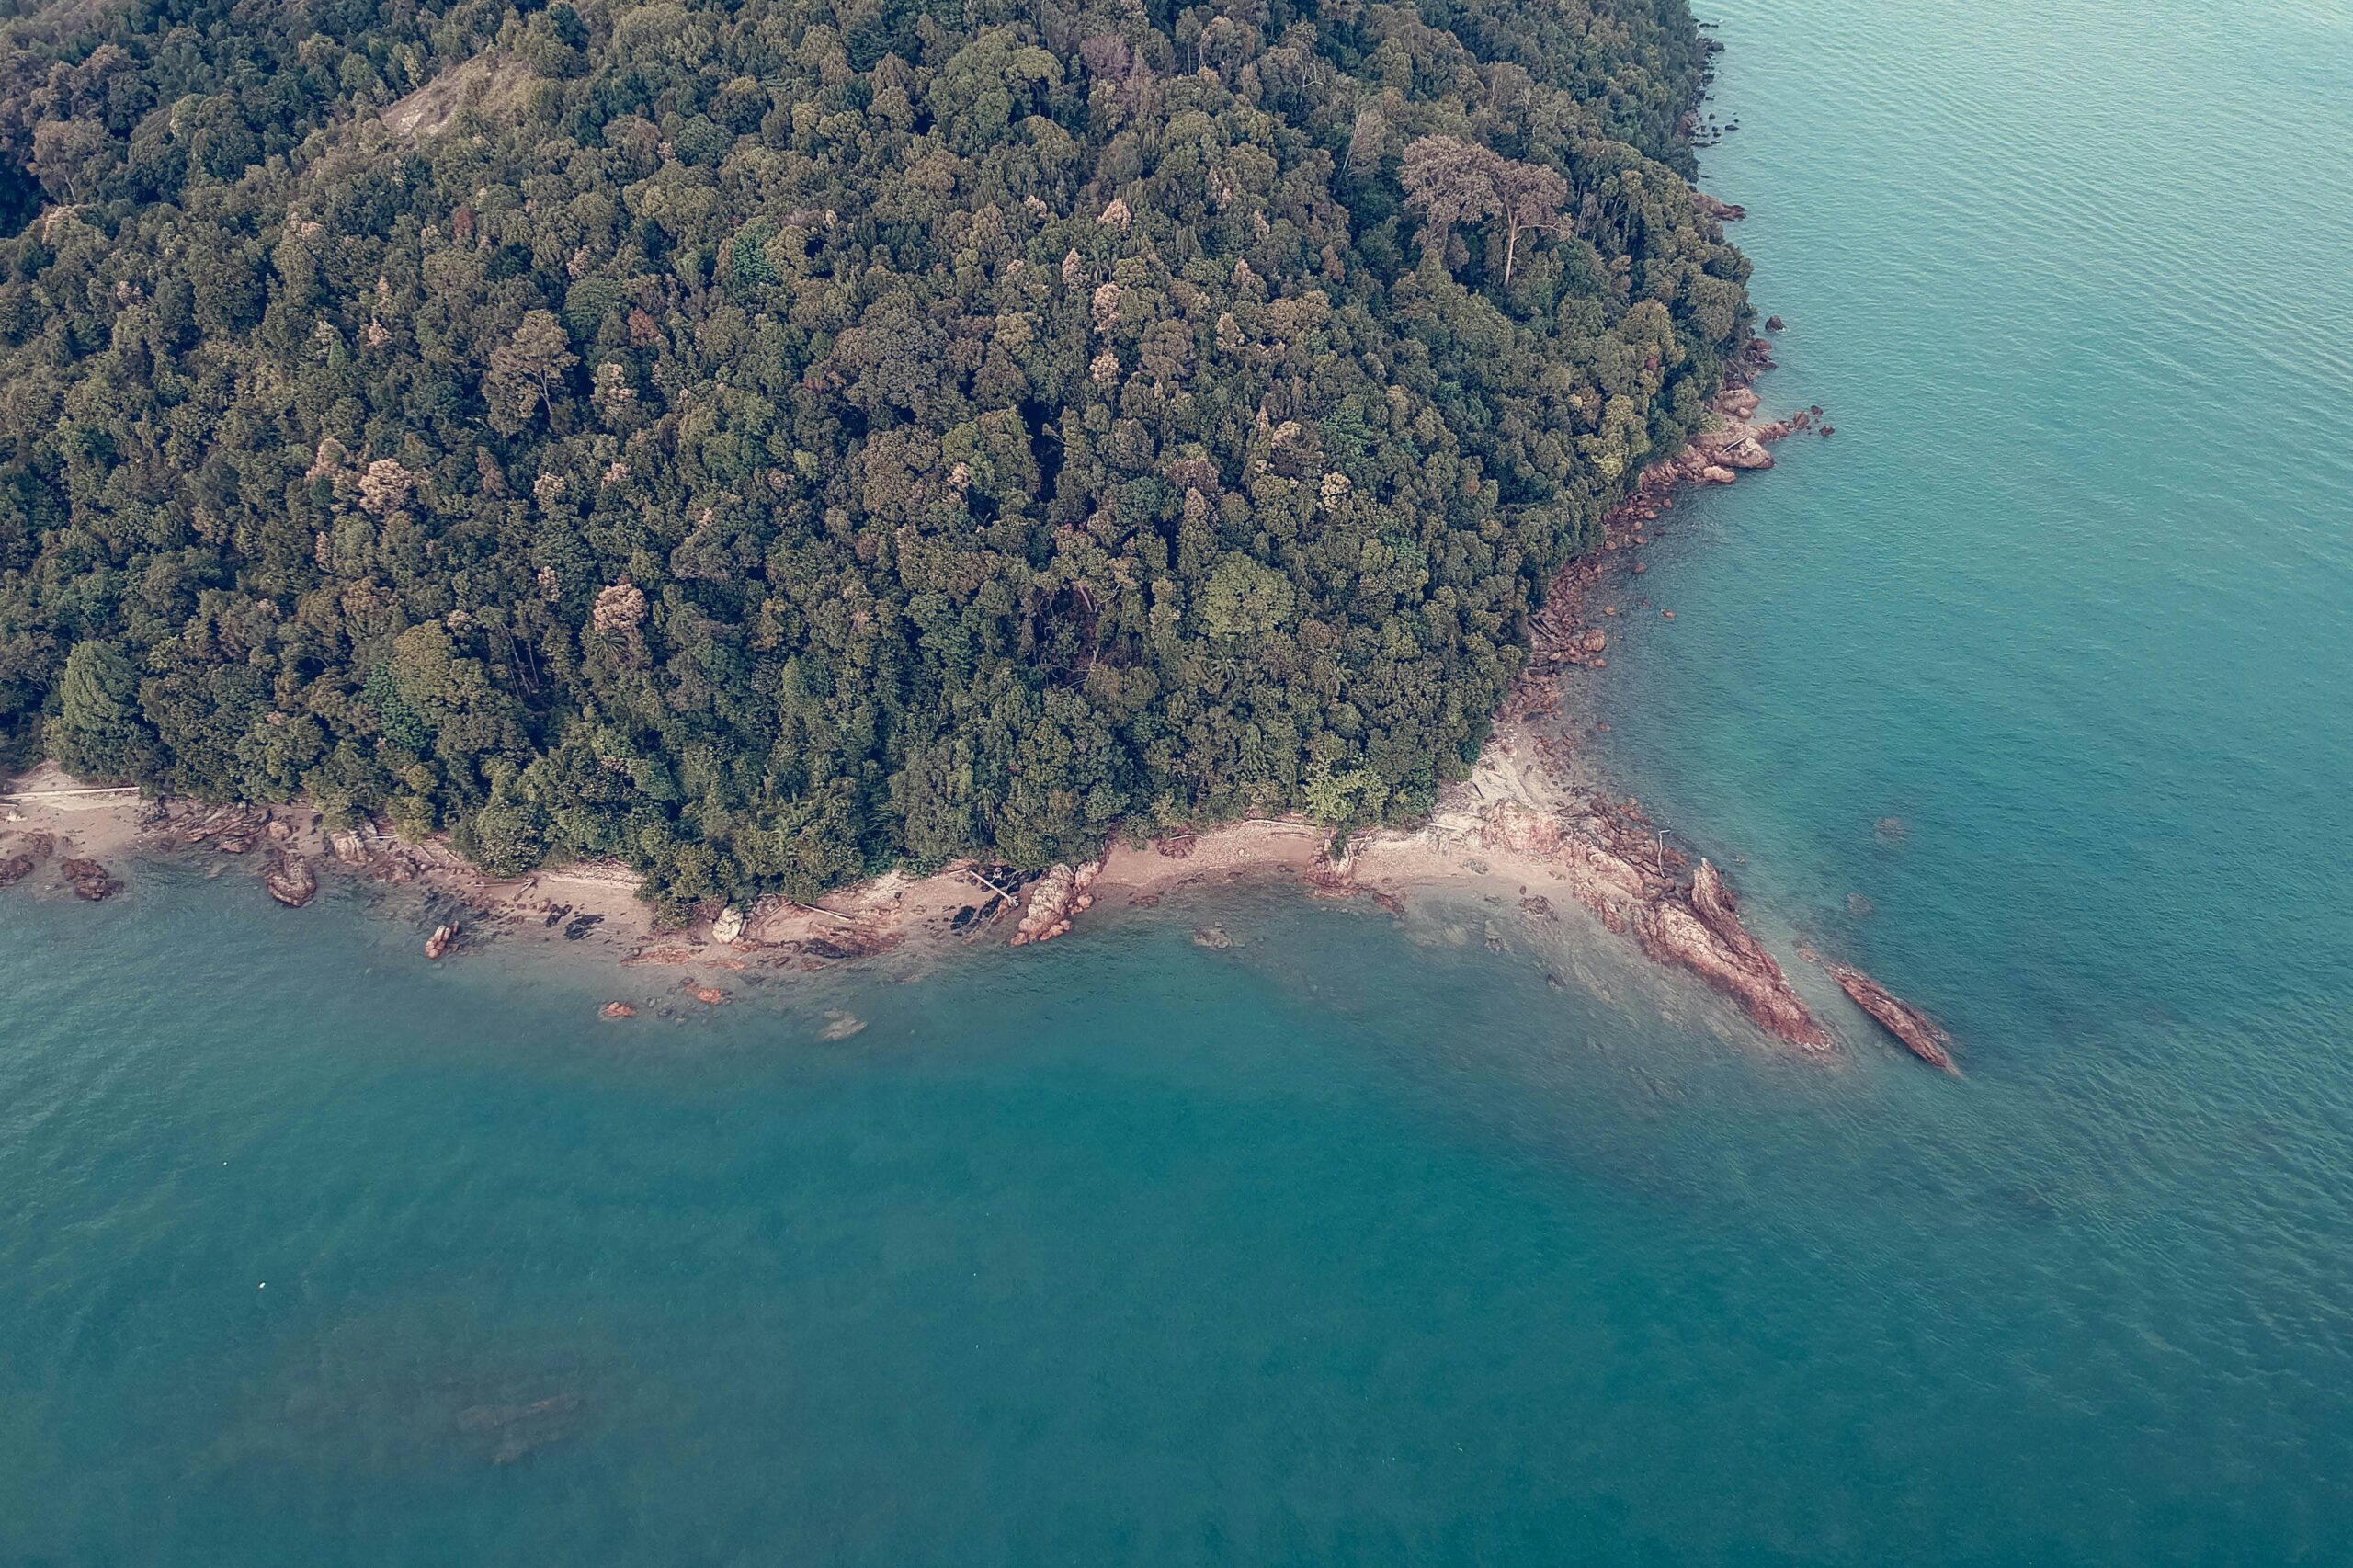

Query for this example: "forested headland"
[0,0,1749,919]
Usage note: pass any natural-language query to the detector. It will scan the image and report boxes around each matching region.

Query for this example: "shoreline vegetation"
[0,0,1954,1066]
[3,359,1956,1069]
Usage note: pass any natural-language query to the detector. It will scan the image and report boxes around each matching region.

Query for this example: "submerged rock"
[60,858,122,902]
[0,832,51,889]
[818,1010,867,1040]
[1824,962,1959,1074]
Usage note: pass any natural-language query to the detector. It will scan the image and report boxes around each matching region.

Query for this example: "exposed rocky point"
[1471,794,1829,1052]
[1631,860,1830,1051]
[1823,962,1958,1074]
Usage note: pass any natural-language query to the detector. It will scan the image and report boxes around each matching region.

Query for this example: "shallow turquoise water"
[6,2,2352,1562]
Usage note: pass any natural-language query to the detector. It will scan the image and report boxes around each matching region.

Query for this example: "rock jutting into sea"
[265,850,318,908]
[1637,861,1830,1050]
[1471,800,1828,1051]
[1822,962,1959,1074]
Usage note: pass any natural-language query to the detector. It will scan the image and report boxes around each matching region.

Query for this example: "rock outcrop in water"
[425,921,457,960]
[1473,799,1829,1051]
[1010,860,1099,945]
[0,830,51,888]
[264,850,317,908]
[60,858,122,901]
[1635,861,1830,1051]
[1823,962,1958,1074]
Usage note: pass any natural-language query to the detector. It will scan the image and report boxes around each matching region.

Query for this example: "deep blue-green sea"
[7,1,2352,1561]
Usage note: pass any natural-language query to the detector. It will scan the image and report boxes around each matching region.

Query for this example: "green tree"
[483,312,580,436]
[51,640,150,781]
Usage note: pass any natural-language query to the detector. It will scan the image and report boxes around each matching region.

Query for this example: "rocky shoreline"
[0,346,1955,1071]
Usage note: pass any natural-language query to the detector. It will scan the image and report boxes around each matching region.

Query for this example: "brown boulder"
[1012,860,1100,944]
[60,858,123,902]
[425,922,457,960]
[264,851,318,908]
[0,833,50,889]
[599,1002,637,1020]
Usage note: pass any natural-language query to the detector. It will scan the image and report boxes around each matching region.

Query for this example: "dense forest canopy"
[0,0,1747,917]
